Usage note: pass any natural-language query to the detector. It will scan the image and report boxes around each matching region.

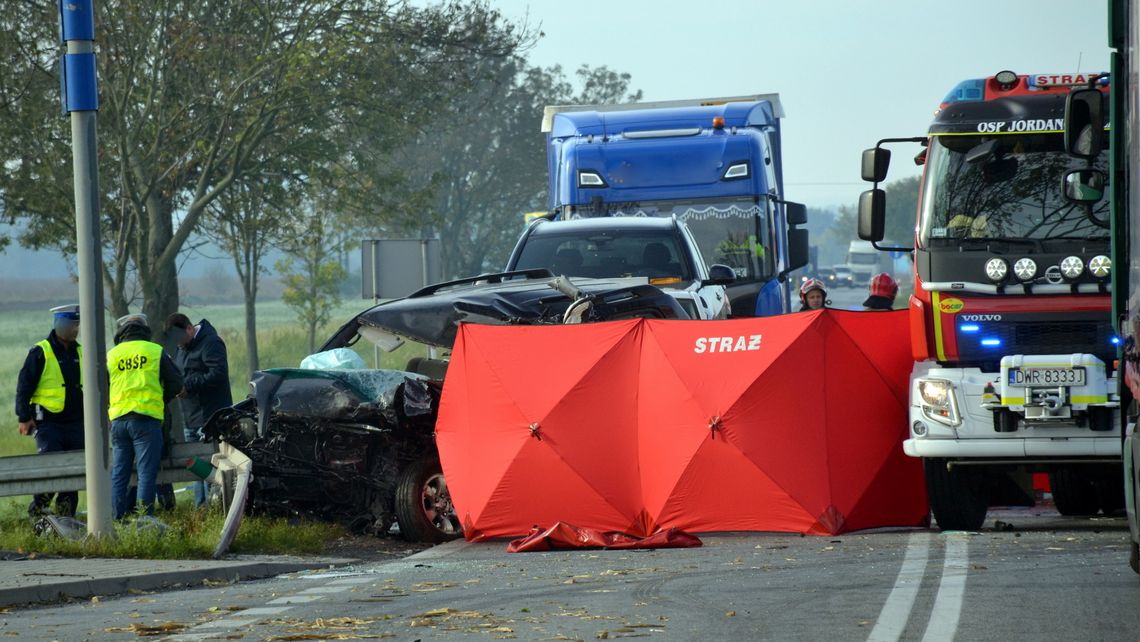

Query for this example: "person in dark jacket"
[108,314,183,520]
[165,313,232,507]
[14,304,84,518]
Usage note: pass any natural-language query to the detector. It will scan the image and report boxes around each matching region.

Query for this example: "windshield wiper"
[1043,236,1110,242]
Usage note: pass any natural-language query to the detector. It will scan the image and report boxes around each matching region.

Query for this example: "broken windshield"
[918,133,1109,247]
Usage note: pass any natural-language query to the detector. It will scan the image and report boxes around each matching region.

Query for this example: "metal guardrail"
[0,442,218,498]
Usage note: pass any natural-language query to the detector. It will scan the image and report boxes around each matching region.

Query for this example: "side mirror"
[1064,88,1105,158]
[857,189,886,242]
[703,264,737,286]
[965,139,999,165]
[861,148,891,182]
[1062,169,1107,203]
[785,201,807,226]
[785,228,809,273]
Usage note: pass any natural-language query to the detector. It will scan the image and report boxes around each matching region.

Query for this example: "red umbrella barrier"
[436,310,928,540]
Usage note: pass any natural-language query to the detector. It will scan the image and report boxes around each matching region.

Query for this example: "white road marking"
[299,585,351,594]
[868,532,931,642]
[233,606,293,615]
[327,576,376,585]
[267,594,325,604]
[194,617,261,628]
[921,534,969,642]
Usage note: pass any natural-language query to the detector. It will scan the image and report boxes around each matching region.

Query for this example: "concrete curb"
[0,557,357,608]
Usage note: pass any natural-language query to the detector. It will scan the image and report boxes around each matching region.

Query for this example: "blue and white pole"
[60,0,112,537]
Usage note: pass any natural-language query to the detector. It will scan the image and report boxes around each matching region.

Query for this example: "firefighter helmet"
[799,278,827,304]
[869,272,899,299]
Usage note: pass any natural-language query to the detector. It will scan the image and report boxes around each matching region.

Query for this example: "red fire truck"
[857,71,1119,531]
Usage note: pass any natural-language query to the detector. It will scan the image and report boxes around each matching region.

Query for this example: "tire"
[1095,471,1126,516]
[924,458,988,531]
[1131,541,1140,575]
[1050,467,1100,516]
[1088,407,1113,432]
[395,456,462,543]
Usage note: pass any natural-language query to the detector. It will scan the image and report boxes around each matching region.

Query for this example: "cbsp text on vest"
[107,341,165,421]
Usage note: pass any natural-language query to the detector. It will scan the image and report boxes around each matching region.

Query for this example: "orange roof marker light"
[711,115,725,130]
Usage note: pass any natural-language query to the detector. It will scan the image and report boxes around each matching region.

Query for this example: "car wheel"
[1050,467,1100,516]
[925,458,988,531]
[1094,472,1126,515]
[395,456,462,543]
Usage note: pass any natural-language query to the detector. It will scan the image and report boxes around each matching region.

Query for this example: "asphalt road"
[4,508,1138,641]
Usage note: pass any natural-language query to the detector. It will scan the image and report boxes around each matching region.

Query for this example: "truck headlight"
[1013,257,1037,282]
[985,258,1008,282]
[1059,256,1084,280]
[1089,255,1111,279]
[916,378,960,426]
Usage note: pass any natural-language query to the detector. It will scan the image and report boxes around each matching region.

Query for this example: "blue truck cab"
[542,95,809,316]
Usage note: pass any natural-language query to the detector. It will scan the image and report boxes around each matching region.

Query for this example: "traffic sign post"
[60,0,112,538]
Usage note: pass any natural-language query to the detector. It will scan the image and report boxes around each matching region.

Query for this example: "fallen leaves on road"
[595,625,661,639]
[411,580,457,592]
[207,605,246,613]
[262,616,396,640]
[407,608,520,637]
[103,621,189,636]
[264,634,394,641]
[725,611,736,617]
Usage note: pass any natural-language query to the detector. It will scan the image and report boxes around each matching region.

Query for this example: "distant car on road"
[833,266,855,288]
[505,216,736,320]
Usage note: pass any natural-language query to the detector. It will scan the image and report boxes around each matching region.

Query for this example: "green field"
[0,299,425,458]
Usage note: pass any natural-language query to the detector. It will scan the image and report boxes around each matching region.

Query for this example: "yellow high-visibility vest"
[30,339,82,413]
[107,341,165,421]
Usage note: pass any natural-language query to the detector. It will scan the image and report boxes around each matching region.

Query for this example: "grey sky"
[493,0,1110,209]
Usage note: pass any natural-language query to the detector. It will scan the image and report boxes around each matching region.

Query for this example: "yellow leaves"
[410,580,457,592]
[103,621,189,636]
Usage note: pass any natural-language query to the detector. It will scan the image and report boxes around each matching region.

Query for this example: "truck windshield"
[579,198,774,281]
[918,134,1109,246]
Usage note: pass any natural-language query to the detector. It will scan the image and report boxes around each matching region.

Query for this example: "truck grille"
[1013,323,1101,350]
[954,317,1115,367]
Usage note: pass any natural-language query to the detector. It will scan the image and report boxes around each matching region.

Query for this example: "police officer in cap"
[14,304,84,518]
[107,313,183,520]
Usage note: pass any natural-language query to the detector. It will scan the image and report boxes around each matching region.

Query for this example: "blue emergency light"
[941,79,985,105]
[981,338,1002,347]
[959,324,980,333]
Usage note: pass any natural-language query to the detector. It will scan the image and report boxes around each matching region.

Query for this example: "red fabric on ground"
[507,522,703,552]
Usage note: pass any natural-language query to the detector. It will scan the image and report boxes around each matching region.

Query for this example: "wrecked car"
[204,269,688,543]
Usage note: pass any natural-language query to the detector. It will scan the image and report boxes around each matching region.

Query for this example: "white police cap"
[50,304,80,320]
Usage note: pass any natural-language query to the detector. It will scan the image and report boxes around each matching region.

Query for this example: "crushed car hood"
[321,269,688,350]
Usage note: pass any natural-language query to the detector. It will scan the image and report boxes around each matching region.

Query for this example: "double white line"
[868,532,970,642]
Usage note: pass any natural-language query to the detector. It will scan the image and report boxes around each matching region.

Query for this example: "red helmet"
[869,272,899,299]
[799,278,827,304]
